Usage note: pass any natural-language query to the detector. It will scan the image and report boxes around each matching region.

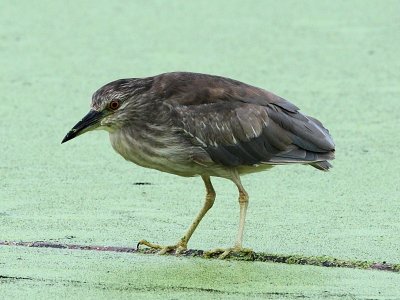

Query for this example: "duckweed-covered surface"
[1,0,399,298]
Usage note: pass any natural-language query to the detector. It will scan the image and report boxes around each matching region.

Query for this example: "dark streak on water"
[0,240,399,273]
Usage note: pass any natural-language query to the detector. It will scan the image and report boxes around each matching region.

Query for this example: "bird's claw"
[137,239,162,251]
[137,239,187,255]
[204,247,254,259]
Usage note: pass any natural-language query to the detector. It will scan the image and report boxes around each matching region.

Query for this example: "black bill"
[61,110,103,144]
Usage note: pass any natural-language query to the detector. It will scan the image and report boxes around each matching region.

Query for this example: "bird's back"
[149,72,335,172]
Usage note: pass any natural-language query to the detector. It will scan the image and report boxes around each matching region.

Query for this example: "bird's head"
[62,78,152,144]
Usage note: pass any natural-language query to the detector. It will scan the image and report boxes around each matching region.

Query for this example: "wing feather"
[157,72,335,168]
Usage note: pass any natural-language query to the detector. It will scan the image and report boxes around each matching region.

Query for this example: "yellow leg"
[234,185,249,249]
[138,175,216,254]
[206,174,252,259]
[179,176,216,248]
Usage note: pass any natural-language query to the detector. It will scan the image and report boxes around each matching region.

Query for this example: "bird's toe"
[137,239,163,251]
[137,239,187,255]
[158,243,187,255]
[205,247,254,259]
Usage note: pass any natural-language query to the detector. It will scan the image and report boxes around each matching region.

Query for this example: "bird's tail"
[310,160,333,171]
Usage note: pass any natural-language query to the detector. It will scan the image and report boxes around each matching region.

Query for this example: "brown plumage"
[158,72,334,170]
[62,72,335,258]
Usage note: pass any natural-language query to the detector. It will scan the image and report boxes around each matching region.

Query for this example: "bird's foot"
[137,239,187,255]
[204,246,254,259]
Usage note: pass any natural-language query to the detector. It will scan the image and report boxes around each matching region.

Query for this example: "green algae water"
[1,0,399,298]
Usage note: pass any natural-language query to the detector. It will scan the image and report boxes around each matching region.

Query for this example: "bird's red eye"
[109,100,120,110]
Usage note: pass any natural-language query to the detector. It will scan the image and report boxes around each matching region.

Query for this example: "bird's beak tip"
[61,133,72,144]
[61,129,77,144]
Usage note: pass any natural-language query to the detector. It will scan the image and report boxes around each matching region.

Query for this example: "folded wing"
[159,72,335,170]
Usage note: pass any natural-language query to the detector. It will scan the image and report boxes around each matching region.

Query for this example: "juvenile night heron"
[62,72,335,258]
